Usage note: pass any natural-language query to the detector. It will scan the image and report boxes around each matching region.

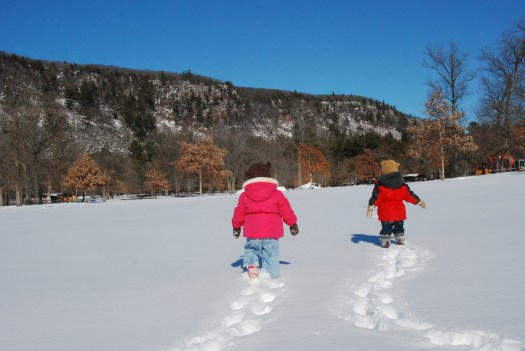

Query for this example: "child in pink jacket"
[232,162,299,279]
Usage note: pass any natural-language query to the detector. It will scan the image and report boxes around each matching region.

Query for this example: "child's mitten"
[418,200,427,209]
[233,228,241,238]
[290,223,299,236]
[367,205,374,218]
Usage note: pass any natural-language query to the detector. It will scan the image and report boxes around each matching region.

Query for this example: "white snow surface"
[1,172,524,351]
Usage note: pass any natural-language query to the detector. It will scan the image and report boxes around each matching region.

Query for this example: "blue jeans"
[380,221,405,238]
[243,239,281,278]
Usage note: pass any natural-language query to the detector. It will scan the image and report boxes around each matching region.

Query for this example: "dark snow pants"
[380,221,405,239]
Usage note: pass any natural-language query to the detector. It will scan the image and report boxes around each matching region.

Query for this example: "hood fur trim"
[242,177,279,189]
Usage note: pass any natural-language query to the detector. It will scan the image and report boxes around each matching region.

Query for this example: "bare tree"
[424,41,477,177]
[0,74,73,205]
[149,127,181,193]
[408,89,478,180]
[478,17,525,170]
[424,41,476,112]
[215,128,258,192]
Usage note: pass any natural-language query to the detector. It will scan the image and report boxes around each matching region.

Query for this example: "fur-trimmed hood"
[378,172,404,189]
[242,177,279,202]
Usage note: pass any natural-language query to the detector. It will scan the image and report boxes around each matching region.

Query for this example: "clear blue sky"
[1,0,524,118]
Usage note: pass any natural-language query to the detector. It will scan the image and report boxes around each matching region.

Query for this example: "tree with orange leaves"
[297,144,331,186]
[63,152,109,201]
[354,148,381,183]
[143,170,169,196]
[174,137,228,195]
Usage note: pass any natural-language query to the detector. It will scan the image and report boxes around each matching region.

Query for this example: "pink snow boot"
[247,265,259,279]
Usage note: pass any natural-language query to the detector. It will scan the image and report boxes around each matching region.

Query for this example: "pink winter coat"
[232,177,297,239]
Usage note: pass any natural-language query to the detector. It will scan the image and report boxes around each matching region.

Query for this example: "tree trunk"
[453,149,458,177]
[226,174,236,194]
[14,159,23,206]
[0,185,3,207]
[199,170,203,195]
[15,181,22,206]
[440,146,446,181]
[46,180,52,204]
[297,147,302,187]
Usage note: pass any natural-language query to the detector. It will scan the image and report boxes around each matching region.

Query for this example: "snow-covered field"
[1,172,524,351]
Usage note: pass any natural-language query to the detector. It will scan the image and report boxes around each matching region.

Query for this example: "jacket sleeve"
[232,195,246,228]
[368,182,381,206]
[403,184,420,205]
[277,193,298,226]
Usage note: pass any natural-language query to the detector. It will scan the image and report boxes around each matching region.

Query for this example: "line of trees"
[0,121,409,206]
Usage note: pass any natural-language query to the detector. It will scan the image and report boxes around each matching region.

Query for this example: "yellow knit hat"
[380,160,400,174]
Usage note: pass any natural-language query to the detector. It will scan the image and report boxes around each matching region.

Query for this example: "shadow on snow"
[351,233,381,247]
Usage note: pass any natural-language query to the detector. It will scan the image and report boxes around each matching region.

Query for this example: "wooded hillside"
[0,52,423,204]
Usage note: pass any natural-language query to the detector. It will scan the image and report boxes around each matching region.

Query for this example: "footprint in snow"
[341,244,524,350]
[170,271,284,351]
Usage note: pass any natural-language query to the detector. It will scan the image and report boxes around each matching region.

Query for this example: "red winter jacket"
[368,172,420,222]
[232,177,297,239]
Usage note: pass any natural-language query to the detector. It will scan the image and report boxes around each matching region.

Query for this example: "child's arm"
[403,184,426,208]
[232,195,246,231]
[277,194,298,227]
[368,183,381,207]
[367,183,381,217]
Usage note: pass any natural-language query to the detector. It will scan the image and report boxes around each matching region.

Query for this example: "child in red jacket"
[367,160,426,248]
[232,162,299,279]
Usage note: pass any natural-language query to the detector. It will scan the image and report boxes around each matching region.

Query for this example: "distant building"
[403,173,427,182]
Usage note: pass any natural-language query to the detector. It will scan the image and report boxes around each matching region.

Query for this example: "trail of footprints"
[173,272,284,351]
[344,244,524,351]
[171,244,524,351]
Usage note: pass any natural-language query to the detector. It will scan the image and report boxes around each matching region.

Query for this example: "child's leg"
[393,221,405,245]
[261,239,280,278]
[243,239,262,270]
[380,222,394,247]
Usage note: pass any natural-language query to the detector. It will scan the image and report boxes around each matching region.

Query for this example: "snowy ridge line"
[343,245,524,351]
[169,272,285,351]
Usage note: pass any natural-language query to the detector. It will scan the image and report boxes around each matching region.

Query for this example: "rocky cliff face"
[0,52,415,154]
